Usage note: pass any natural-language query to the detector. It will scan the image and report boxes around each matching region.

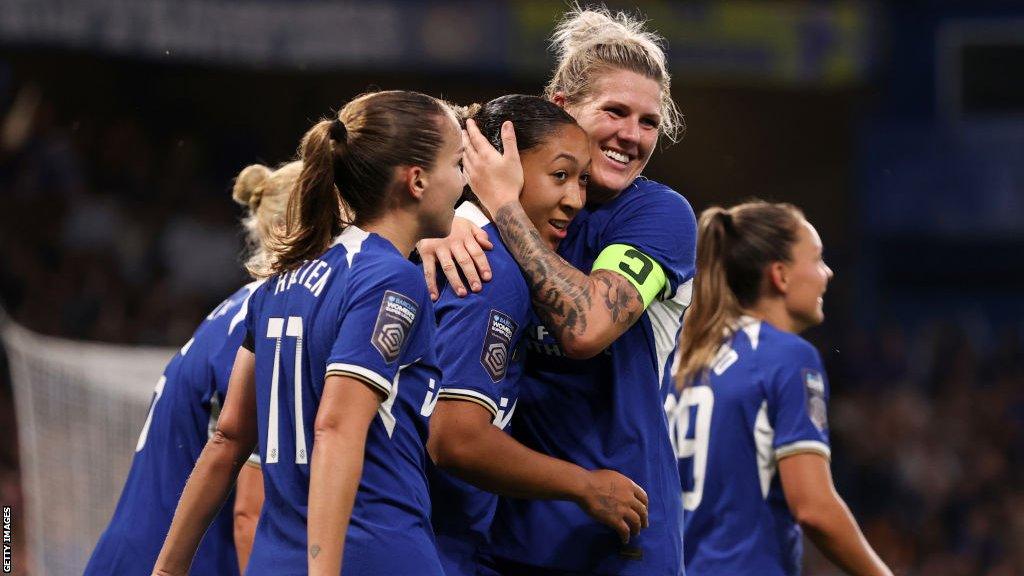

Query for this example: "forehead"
[522,124,590,160]
[587,69,662,116]
[796,219,822,250]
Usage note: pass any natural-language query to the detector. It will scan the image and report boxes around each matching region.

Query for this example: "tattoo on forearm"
[494,204,643,348]
[310,544,321,559]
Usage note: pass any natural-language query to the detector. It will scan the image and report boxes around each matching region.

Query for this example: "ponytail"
[273,119,345,274]
[677,208,743,388]
[676,201,804,389]
[269,90,454,275]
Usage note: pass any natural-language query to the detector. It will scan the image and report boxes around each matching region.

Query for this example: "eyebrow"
[550,153,579,165]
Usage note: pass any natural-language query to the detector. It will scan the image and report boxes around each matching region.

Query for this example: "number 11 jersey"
[243,225,442,576]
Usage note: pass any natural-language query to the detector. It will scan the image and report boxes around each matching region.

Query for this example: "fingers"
[449,242,482,292]
[471,226,494,251]
[630,494,649,529]
[500,121,521,163]
[615,520,631,545]
[624,508,642,539]
[633,482,648,507]
[464,119,491,155]
[434,245,468,297]
[464,238,492,283]
[421,253,439,301]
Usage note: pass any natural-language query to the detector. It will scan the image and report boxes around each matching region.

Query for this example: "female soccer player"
[85,161,299,576]
[153,90,464,576]
[425,7,696,575]
[671,201,892,576]
[425,95,649,576]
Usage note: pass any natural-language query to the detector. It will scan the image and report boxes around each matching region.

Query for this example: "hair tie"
[329,118,347,142]
[718,210,736,236]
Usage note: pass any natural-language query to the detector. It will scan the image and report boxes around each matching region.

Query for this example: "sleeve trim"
[325,362,392,396]
[246,452,262,468]
[437,388,499,417]
[776,440,831,461]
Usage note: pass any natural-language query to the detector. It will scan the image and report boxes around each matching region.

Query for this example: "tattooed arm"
[493,202,645,358]
[460,119,648,358]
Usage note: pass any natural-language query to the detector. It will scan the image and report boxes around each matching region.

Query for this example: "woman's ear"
[401,166,427,201]
[768,261,790,295]
[551,91,568,109]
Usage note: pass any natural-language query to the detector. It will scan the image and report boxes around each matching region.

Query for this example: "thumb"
[501,121,520,162]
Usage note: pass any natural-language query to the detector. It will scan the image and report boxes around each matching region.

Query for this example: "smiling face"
[518,124,591,249]
[561,69,662,202]
[781,220,834,332]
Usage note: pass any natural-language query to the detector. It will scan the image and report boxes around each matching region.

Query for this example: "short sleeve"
[601,181,696,298]
[434,269,529,418]
[325,261,433,397]
[212,283,262,397]
[767,341,831,460]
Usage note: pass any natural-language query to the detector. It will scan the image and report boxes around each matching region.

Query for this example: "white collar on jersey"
[455,201,491,228]
[331,224,370,247]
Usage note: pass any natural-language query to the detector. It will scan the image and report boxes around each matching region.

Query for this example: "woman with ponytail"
[421,6,695,575]
[671,201,892,576]
[86,161,300,576]
[153,90,465,576]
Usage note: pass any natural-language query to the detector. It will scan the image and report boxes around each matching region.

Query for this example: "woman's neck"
[361,213,418,258]
[741,298,799,334]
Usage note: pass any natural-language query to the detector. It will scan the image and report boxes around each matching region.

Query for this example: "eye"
[641,117,660,129]
[605,106,625,118]
[579,172,590,186]
[552,170,569,182]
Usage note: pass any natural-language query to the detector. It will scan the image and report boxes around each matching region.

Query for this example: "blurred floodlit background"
[0,1,1022,575]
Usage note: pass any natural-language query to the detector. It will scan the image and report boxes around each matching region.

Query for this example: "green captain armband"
[591,244,668,308]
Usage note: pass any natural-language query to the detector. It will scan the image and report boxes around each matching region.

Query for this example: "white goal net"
[2,321,174,576]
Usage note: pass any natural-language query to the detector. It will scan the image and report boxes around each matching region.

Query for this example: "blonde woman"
[423,7,695,575]
[85,161,300,575]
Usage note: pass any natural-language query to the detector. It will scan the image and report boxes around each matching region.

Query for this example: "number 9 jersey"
[243,226,443,576]
[668,316,831,576]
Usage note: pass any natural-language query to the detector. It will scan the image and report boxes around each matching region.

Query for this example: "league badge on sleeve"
[372,290,419,364]
[802,369,828,431]
[481,309,518,382]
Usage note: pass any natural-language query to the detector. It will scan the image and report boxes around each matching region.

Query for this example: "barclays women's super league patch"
[372,290,418,364]
[481,309,517,382]
[802,369,828,431]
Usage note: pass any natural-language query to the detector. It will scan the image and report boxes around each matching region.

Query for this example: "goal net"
[2,321,174,576]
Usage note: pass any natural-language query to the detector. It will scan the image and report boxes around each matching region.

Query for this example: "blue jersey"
[489,179,697,575]
[669,317,831,576]
[426,203,532,576]
[243,226,442,576]
[85,282,261,576]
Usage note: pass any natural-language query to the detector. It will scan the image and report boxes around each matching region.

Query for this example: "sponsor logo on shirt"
[372,290,418,364]
[481,309,517,382]
[803,369,828,431]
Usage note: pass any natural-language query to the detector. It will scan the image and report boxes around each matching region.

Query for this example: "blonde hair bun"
[550,6,665,68]
[232,164,273,209]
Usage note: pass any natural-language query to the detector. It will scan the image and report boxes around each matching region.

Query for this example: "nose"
[564,180,585,213]
[825,263,834,281]
[618,116,641,145]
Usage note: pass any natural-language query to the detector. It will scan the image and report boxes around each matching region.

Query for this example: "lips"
[549,219,569,239]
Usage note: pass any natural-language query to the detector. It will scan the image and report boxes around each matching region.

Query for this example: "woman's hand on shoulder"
[418,216,493,300]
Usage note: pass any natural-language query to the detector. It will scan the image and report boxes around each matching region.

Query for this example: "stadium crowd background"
[1,1,1022,575]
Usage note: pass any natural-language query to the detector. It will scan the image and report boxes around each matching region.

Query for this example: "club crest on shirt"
[803,369,828,431]
[481,309,517,382]
[372,290,418,364]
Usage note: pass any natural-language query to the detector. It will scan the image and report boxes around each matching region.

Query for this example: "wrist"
[565,465,592,504]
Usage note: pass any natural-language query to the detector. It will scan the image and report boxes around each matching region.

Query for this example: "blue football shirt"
[243,226,443,576]
[426,203,532,576]
[488,178,697,576]
[669,317,831,576]
[85,281,262,576]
